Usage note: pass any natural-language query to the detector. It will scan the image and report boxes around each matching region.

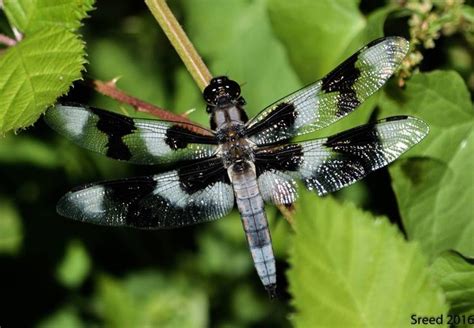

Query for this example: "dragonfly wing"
[254,116,429,196]
[57,157,234,228]
[45,104,217,165]
[246,37,409,145]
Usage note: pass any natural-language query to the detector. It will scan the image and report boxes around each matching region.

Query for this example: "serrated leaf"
[379,71,474,259]
[0,27,85,133]
[289,192,448,327]
[3,0,94,33]
[431,251,474,314]
[0,199,23,255]
[267,0,365,83]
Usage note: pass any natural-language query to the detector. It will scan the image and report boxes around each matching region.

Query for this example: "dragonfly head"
[203,76,246,113]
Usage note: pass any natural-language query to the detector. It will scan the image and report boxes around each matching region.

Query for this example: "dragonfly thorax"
[217,124,255,168]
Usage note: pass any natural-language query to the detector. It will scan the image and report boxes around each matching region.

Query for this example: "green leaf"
[340,6,396,59]
[181,0,301,118]
[379,71,474,259]
[0,27,85,133]
[3,0,94,33]
[172,67,208,126]
[56,240,91,289]
[87,37,168,111]
[267,0,365,83]
[0,0,92,133]
[431,251,474,314]
[0,199,23,255]
[289,192,448,327]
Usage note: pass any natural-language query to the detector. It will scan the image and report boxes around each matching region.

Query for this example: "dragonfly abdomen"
[229,161,277,297]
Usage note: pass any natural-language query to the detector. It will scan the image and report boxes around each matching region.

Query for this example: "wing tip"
[407,116,430,141]
[382,115,430,141]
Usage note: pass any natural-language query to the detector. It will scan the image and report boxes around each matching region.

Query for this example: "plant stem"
[145,0,212,91]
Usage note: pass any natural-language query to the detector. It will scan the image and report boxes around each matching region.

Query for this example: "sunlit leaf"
[3,0,94,33]
[289,192,448,327]
[431,251,474,315]
[0,28,86,133]
[0,0,92,133]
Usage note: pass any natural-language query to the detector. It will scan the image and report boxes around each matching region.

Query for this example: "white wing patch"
[134,122,173,157]
[68,185,106,218]
[258,170,298,205]
[55,105,90,137]
[293,83,322,130]
[152,172,234,220]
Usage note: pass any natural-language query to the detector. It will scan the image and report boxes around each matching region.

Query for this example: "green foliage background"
[0,0,473,327]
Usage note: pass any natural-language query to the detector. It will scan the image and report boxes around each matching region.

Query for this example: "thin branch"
[0,33,17,47]
[91,79,211,135]
[145,0,212,91]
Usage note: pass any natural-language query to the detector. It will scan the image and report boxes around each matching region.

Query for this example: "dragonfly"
[45,37,428,297]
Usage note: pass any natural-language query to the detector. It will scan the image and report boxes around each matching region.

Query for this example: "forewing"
[56,158,235,228]
[45,104,217,164]
[254,116,429,196]
[246,37,409,145]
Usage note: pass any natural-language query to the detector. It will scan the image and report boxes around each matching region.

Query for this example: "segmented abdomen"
[229,162,276,293]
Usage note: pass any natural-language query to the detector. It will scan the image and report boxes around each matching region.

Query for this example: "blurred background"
[0,0,472,327]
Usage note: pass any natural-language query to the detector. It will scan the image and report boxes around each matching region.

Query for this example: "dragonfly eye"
[203,76,241,107]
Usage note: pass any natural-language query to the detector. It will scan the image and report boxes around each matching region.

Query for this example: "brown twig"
[145,0,212,91]
[91,79,211,135]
